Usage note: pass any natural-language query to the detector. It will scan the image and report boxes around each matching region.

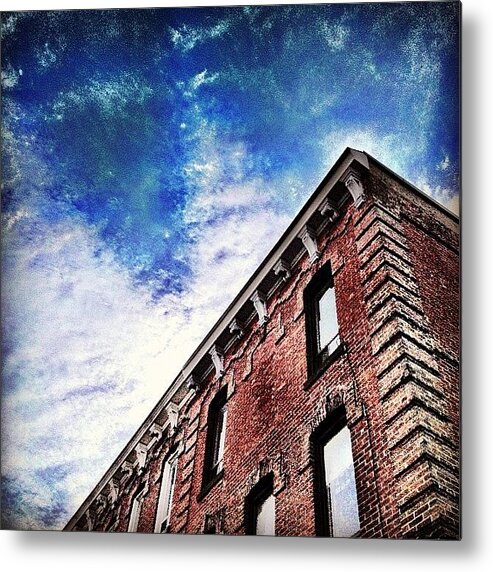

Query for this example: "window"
[203,509,225,534]
[204,516,217,535]
[304,261,341,382]
[154,450,178,533]
[245,473,276,536]
[127,484,145,532]
[201,386,228,493]
[312,412,360,537]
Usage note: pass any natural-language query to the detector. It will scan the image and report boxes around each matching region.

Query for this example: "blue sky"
[1,3,459,530]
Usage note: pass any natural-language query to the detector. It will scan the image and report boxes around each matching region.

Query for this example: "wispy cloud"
[35,39,67,71]
[178,103,293,312]
[170,19,231,52]
[1,197,290,533]
[1,12,25,39]
[414,176,456,212]
[45,72,154,121]
[320,126,459,214]
[318,21,350,52]
[1,64,23,89]
[2,215,179,528]
[437,154,451,171]
[3,199,277,527]
[320,126,410,180]
[178,69,220,99]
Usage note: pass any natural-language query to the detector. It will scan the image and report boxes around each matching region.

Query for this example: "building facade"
[64,148,460,539]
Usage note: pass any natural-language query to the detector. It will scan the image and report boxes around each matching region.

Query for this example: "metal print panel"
[1,2,460,537]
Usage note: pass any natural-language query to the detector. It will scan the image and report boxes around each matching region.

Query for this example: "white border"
[2,1,492,571]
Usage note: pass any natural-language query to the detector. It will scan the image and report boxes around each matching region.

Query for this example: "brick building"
[64,148,460,539]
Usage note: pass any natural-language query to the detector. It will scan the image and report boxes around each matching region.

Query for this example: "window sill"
[197,469,224,502]
[304,341,346,390]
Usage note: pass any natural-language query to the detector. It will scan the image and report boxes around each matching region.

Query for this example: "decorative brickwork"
[65,149,459,539]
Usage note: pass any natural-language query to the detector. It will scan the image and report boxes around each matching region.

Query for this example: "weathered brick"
[65,151,459,540]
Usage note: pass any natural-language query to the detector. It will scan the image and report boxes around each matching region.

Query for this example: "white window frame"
[154,450,179,533]
[127,482,148,532]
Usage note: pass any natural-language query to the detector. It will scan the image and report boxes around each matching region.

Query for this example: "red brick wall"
[77,160,460,539]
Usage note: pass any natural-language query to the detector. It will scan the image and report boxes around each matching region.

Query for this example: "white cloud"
[170,19,230,53]
[1,64,22,89]
[180,69,220,98]
[437,154,450,171]
[35,43,58,68]
[190,69,219,92]
[398,28,442,133]
[183,209,292,322]
[414,176,455,210]
[1,12,24,39]
[46,72,153,121]
[318,21,350,52]
[1,216,199,528]
[445,194,459,216]
[170,123,295,345]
